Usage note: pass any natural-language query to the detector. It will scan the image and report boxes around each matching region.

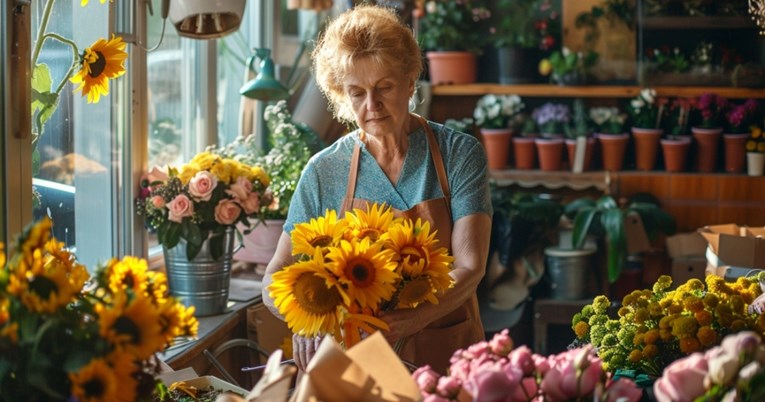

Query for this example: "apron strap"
[414,115,452,217]
[344,142,362,204]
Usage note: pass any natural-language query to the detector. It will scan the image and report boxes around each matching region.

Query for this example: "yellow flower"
[97,292,164,360]
[80,0,108,6]
[291,209,347,257]
[279,336,293,359]
[106,351,138,402]
[250,165,271,187]
[145,269,169,305]
[70,36,127,104]
[344,203,397,243]
[574,321,590,338]
[69,359,120,402]
[105,256,149,295]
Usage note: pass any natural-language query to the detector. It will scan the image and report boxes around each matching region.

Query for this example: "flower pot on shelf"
[596,133,629,172]
[691,127,723,173]
[535,137,565,171]
[480,128,513,170]
[235,219,285,274]
[631,127,663,171]
[497,47,539,84]
[747,152,765,176]
[512,137,537,170]
[661,137,691,173]
[723,133,749,173]
[565,137,595,172]
[426,51,477,85]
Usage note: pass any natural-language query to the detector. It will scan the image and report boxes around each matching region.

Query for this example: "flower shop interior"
[3,0,765,401]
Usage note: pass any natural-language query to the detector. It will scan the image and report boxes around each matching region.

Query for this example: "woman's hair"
[312,4,423,123]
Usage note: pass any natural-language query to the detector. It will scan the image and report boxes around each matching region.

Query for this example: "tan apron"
[340,116,484,374]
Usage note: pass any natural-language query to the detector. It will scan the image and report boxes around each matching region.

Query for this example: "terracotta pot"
[565,138,595,172]
[748,152,765,176]
[691,127,723,173]
[631,127,663,171]
[535,138,565,171]
[661,137,691,172]
[481,128,513,170]
[596,133,629,172]
[426,51,477,85]
[723,133,749,173]
[512,137,537,170]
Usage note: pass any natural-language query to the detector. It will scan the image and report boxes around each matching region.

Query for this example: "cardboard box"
[698,224,765,269]
[247,303,293,365]
[670,258,707,285]
[666,232,707,259]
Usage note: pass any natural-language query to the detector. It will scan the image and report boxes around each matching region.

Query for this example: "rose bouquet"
[137,151,271,260]
[572,274,765,378]
[412,329,642,402]
[0,218,198,401]
[473,94,525,129]
[653,330,765,402]
[268,203,454,348]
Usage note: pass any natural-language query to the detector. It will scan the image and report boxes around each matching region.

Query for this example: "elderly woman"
[261,4,492,374]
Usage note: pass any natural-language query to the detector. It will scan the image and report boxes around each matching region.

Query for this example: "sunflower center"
[293,273,341,315]
[88,51,106,78]
[398,277,432,306]
[29,275,58,299]
[345,259,375,287]
[113,316,142,344]
[357,228,380,242]
[401,245,427,267]
[83,377,105,397]
[309,235,333,248]
[123,274,135,288]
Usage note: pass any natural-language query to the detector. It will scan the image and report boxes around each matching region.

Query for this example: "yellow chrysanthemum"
[97,292,164,360]
[325,238,399,311]
[105,256,149,295]
[269,252,344,337]
[69,359,120,402]
[344,203,397,243]
[291,210,348,257]
[574,321,590,338]
[70,36,127,104]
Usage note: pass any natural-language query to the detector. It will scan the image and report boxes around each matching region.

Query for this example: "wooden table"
[533,298,591,354]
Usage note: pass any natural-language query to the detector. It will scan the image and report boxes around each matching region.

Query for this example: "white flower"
[631,98,645,110]
[426,1,437,14]
[487,103,501,120]
[562,47,571,57]
[473,107,486,125]
[640,88,656,104]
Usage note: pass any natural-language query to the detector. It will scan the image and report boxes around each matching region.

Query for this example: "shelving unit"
[430,84,764,99]
[489,169,613,192]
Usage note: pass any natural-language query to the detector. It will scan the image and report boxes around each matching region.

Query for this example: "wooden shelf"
[489,169,613,192]
[430,84,765,99]
[642,16,756,30]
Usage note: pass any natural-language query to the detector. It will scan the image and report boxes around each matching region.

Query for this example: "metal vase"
[163,227,235,316]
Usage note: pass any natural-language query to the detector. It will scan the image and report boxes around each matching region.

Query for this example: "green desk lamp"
[240,48,290,101]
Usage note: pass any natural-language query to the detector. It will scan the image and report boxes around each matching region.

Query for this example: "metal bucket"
[164,228,235,316]
[544,247,596,300]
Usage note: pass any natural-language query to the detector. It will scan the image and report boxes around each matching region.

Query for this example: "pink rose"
[653,352,708,402]
[721,331,760,357]
[509,345,536,376]
[510,376,539,402]
[423,395,450,402]
[532,353,550,375]
[151,195,166,209]
[412,366,440,394]
[435,376,462,398]
[489,329,513,357]
[214,199,241,225]
[541,347,602,401]
[238,192,262,215]
[146,165,169,185]
[603,378,642,402]
[167,194,194,223]
[189,171,218,201]
[225,176,253,200]
[463,363,518,402]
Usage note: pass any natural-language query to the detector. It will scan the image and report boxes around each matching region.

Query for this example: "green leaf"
[209,234,224,261]
[601,208,626,283]
[31,64,53,98]
[186,222,203,247]
[572,207,597,249]
[186,241,202,261]
[164,221,182,249]
[32,147,41,177]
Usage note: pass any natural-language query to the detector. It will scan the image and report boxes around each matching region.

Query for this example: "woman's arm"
[261,231,294,320]
[379,212,492,342]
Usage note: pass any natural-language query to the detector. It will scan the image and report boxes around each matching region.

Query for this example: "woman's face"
[343,57,413,137]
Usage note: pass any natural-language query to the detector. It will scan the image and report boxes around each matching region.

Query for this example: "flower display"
[412,329,642,402]
[663,97,694,138]
[572,274,765,378]
[532,102,570,135]
[694,92,730,129]
[539,47,599,85]
[746,124,765,153]
[653,330,765,402]
[0,218,198,401]
[268,203,454,347]
[490,0,560,50]
[589,106,626,134]
[628,88,664,129]
[473,94,525,129]
[414,0,491,53]
[726,99,761,134]
[137,151,271,260]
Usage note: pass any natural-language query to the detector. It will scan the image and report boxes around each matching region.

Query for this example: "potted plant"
[513,116,539,170]
[691,92,730,172]
[489,0,560,84]
[223,100,323,267]
[564,193,676,284]
[532,102,570,171]
[628,88,666,171]
[415,0,491,84]
[723,98,760,173]
[590,106,628,171]
[474,94,525,170]
[538,47,599,86]
[746,123,765,176]
[564,99,596,172]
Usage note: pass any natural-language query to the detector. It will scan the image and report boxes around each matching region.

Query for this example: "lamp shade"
[240,48,290,101]
[169,0,246,40]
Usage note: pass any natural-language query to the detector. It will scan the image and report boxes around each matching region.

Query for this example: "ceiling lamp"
[169,0,247,40]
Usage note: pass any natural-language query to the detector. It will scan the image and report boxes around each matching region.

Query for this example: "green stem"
[32,0,58,66]
[43,32,80,93]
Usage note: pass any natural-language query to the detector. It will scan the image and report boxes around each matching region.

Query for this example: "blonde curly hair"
[312,4,423,124]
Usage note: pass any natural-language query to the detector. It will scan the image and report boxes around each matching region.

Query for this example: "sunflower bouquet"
[0,218,198,401]
[268,203,454,348]
[137,151,271,260]
[571,274,765,378]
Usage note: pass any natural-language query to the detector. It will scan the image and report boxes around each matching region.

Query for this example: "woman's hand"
[292,333,322,372]
[378,308,427,345]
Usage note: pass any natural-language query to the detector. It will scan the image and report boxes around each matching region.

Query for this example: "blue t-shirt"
[284,121,493,233]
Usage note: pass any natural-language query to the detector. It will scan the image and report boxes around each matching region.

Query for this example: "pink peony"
[540,347,602,401]
[214,199,241,225]
[653,352,708,402]
[167,194,194,223]
[412,366,440,394]
[602,378,643,402]
[435,376,462,398]
[188,171,218,201]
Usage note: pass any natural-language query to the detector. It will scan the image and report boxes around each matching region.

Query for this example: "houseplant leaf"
[601,208,626,283]
[572,207,597,249]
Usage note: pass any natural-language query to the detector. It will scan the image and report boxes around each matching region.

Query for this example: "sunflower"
[386,218,454,292]
[105,256,149,295]
[144,269,169,305]
[325,237,399,311]
[157,300,198,343]
[7,248,87,314]
[105,351,138,402]
[17,217,52,264]
[269,250,344,337]
[69,358,120,402]
[70,35,127,104]
[97,292,164,360]
[344,203,398,242]
[291,209,348,257]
